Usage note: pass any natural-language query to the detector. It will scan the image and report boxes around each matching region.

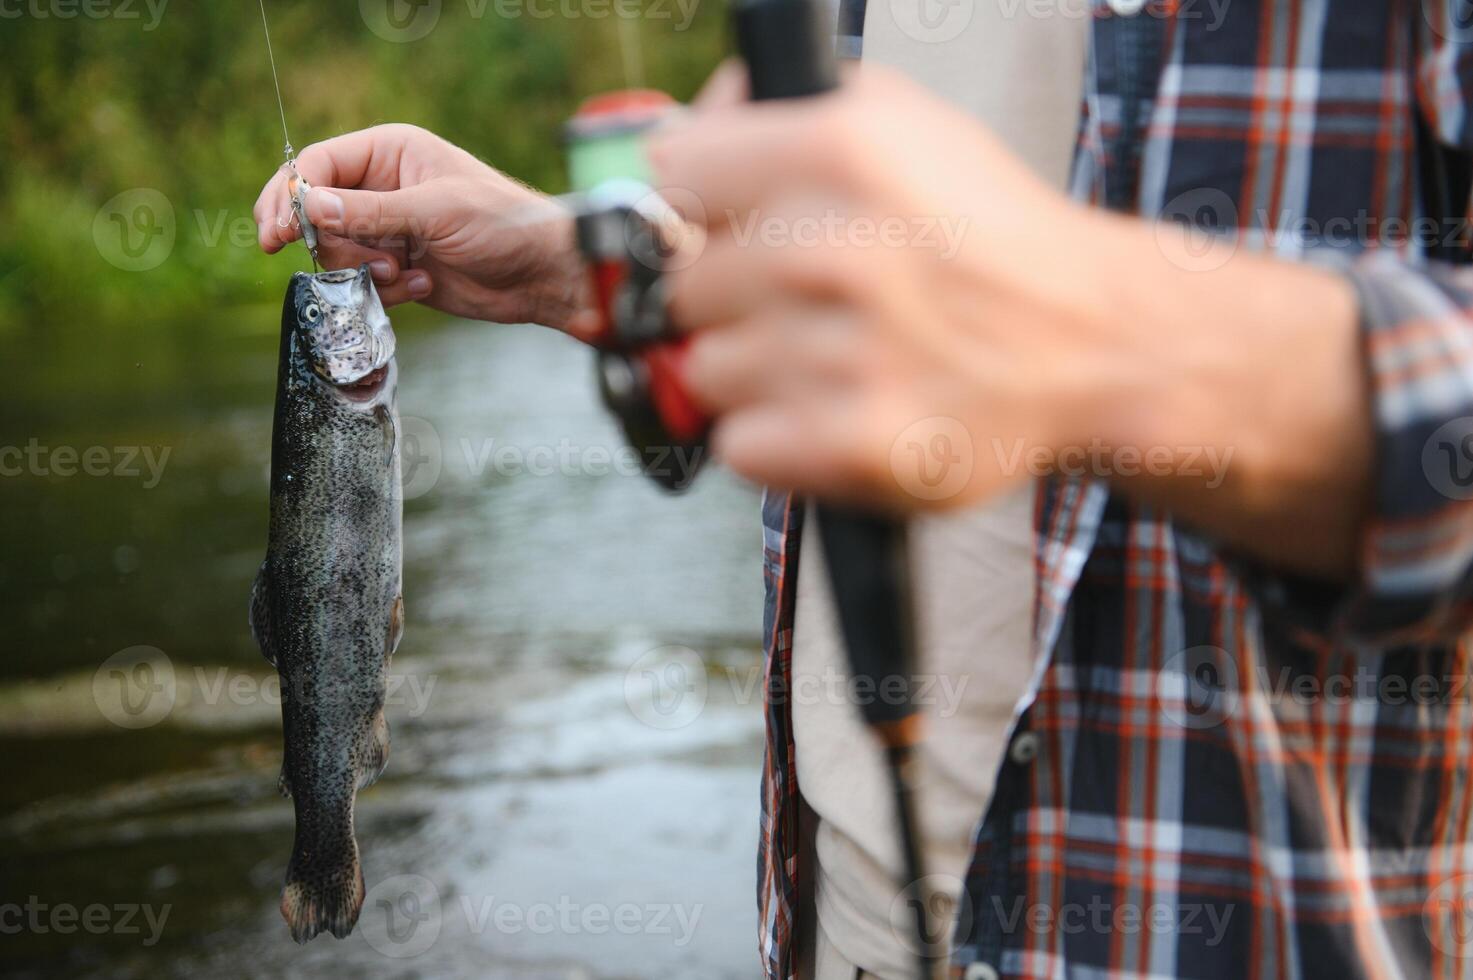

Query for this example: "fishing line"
[615,14,644,91]
[258,0,293,160]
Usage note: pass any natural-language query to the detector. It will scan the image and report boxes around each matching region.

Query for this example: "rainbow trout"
[249,265,403,943]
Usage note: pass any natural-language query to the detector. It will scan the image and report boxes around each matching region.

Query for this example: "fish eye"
[303,303,320,322]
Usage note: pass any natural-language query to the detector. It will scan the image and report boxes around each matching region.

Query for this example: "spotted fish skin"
[249,265,403,944]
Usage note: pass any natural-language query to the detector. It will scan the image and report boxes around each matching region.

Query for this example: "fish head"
[289,266,397,388]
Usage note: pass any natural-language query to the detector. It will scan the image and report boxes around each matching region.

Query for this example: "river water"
[0,315,767,979]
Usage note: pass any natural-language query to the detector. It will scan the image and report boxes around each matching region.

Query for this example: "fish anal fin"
[249,563,276,667]
[356,709,390,790]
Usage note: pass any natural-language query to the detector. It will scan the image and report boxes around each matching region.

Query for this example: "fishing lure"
[286,162,320,267]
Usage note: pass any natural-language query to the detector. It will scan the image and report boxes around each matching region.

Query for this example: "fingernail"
[369,260,393,282]
[407,272,431,297]
[311,189,344,222]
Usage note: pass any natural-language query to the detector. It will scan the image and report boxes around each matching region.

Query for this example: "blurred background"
[0,3,771,977]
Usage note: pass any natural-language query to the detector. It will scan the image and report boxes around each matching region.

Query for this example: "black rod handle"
[732,0,839,101]
[733,0,918,728]
[814,507,918,733]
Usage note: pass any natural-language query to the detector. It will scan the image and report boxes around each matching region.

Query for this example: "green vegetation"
[0,0,727,332]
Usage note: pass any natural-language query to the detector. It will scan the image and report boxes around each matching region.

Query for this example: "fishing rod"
[566,2,937,976]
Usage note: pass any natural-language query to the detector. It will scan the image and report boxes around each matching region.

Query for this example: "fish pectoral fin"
[249,564,278,667]
[356,709,391,790]
[375,404,395,464]
[387,595,404,659]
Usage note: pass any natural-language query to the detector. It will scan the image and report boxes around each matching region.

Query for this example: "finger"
[374,269,434,308]
[648,96,845,221]
[256,166,300,253]
[257,125,424,252]
[311,234,401,284]
[667,237,776,329]
[668,229,871,331]
[291,125,419,194]
[683,310,864,413]
[305,185,432,244]
[712,397,892,506]
[691,59,749,111]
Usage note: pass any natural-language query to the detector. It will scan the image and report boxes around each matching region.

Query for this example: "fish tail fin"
[357,708,390,790]
[280,817,364,943]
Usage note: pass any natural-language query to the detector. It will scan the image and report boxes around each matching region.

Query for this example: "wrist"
[1023,206,1149,465]
[1061,210,1367,575]
[526,225,595,332]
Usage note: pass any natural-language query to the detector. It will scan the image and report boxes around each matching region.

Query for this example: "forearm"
[1053,211,1369,581]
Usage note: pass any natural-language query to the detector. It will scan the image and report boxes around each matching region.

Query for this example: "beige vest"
[794,5,1087,978]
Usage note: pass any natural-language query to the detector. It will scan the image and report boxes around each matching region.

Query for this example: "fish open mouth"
[335,364,391,402]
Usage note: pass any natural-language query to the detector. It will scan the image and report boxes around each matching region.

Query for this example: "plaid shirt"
[755,2,1473,978]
